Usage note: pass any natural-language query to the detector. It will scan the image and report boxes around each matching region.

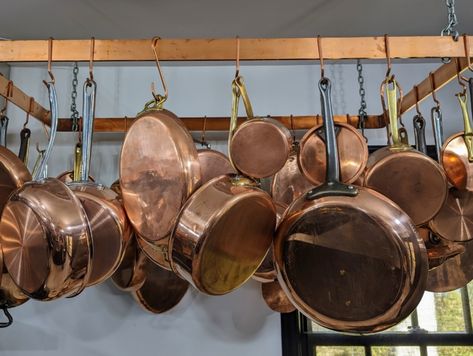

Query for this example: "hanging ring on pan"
[150,36,168,107]
[317,35,324,78]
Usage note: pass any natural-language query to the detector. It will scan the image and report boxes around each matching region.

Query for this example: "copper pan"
[132,255,188,314]
[364,79,448,226]
[262,280,295,314]
[298,122,368,186]
[274,78,427,333]
[0,80,93,300]
[197,148,235,183]
[169,76,276,295]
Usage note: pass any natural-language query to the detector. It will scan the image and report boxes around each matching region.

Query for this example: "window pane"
[372,347,420,356]
[315,346,365,356]
[436,346,473,356]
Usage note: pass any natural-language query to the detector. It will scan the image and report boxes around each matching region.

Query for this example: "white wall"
[0,60,469,355]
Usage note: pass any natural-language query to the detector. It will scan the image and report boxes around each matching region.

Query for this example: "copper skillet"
[0,79,93,300]
[364,79,448,226]
[169,76,276,295]
[274,77,428,333]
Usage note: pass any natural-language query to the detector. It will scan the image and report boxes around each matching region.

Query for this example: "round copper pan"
[441,132,473,191]
[112,233,146,292]
[262,279,295,314]
[170,174,276,295]
[298,123,368,186]
[136,234,171,271]
[197,149,236,184]
[364,147,448,226]
[132,256,188,314]
[229,118,293,179]
[0,146,31,212]
[270,150,313,207]
[120,109,201,243]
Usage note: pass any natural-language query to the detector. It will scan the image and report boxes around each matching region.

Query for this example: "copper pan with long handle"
[274,77,428,333]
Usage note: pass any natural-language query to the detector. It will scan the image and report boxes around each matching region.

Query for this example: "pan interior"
[284,205,404,322]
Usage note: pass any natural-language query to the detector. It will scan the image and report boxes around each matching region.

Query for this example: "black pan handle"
[413,115,427,154]
[0,308,13,328]
[18,127,31,164]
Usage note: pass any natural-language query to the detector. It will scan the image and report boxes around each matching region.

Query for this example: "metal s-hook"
[235,36,240,78]
[429,72,441,109]
[463,34,473,72]
[150,36,168,105]
[414,85,422,116]
[88,37,95,81]
[0,308,13,328]
[23,97,34,129]
[46,37,55,84]
[1,80,13,115]
[384,34,392,79]
[455,57,468,95]
[317,36,325,78]
[289,114,296,142]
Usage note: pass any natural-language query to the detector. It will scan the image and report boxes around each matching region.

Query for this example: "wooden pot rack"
[0,36,471,133]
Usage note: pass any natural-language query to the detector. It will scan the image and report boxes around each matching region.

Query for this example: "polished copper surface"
[274,187,428,333]
[120,109,201,242]
[0,146,31,212]
[430,188,473,242]
[364,147,448,226]
[0,264,28,308]
[170,174,276,295]
[261,279,295,314]
[270,150,313,207]
[68,182,131,286]
[0,178,92,300]
[197,149,235,183]
[298,123,368,185]
[56,171,94,183]
[137,234,171,271]
[441,132,473,190]
[112,233,146,292]
[132,256,189,314]
[230,118,292,178]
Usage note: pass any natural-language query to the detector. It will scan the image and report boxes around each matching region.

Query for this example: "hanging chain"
[70,62,80,131]
[356,60,368,139]
[441,0,459,40]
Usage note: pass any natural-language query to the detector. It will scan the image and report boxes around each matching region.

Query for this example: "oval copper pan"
[132,256,188,314]
[197,149,236,184]
[298,123,368,185]
[262,280,295,314]
[441,132,473,191]
[270,151,312,207]
[112,233,146,292]
[120,109,201,243]
[364,147,448,226]
[230,118,292,179]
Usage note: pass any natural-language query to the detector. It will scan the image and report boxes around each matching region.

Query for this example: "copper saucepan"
[274,77,427,333]
[364,79,448,226]
[169,76,276,295]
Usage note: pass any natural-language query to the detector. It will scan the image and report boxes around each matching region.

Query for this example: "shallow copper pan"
[197,149,235,183]
[262,280,295,314]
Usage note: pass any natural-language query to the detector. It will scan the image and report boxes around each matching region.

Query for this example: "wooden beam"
[0,36,471,62]
[57,114,385,132]
[400,58,471,114]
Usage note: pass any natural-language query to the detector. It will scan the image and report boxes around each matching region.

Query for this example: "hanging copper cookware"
[198,149,235,183]
[56,143,95,183]
[274,77,428,333]
[364,78,448,226]
[169,76,276,295]
[261,280,295,314]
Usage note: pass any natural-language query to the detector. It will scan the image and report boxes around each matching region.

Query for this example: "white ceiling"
[0,0,472,39]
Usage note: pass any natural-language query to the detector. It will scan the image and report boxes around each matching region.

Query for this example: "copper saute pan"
[274,77,427,333]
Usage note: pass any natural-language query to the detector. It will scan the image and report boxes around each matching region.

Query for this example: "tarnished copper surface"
[56,171,94,183]
[197,149,235,183]
[442,132,473,190]
[230,118,292,178]
[120,109,201,242]
[137,234,171,271]
[262,279,296,314]
[364,147,448,226]
[0,146,31,212]
[426,239,473,292]
[270,150,313,207]
[112,233,146,292]
[132,256,188,314]
[430,188,473,242]
[298,123,368,185]
[170,174,276,295]
[274,187,428,333]
[0,178,92,300]
[68,182,131,286]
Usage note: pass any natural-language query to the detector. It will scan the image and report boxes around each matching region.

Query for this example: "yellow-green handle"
[458,92,473,162]
[234,76,254,119]
[387,80,400,146]
[227,79,241,171]
[73,143,82,181]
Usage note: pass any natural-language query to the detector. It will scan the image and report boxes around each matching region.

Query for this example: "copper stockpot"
[262,280,295,314]
[298,122,368,186]
[120,101,201,270]
[197,149,235,183]
[0,81,93,300]
[364,79,448,226]
[274,78,427,333]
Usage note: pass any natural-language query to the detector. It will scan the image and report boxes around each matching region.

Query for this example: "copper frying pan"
[169,76,276,295]
[364,79,448,226]
[274,77,427,333]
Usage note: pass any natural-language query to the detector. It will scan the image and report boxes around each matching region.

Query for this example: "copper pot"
[274,78,427,333]
[197,148,235,183]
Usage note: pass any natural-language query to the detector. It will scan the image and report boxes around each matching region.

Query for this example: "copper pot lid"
[229,118,293,179]
[112,233,146,292]
[119,109,201,242]
[262,280,296,314]
[132,256,188,314]
[298,123,368,186]
[197,149,236,184]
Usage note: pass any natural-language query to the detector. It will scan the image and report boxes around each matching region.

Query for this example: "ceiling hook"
[24,97,34,129]
[46,37,55,84]
[88,37,95,82]
[235,36,240,78]
[384,34,392,79]
[455,57,468,95]
[414,85,422,116]
[151,36,168,103]
[317,35,325,78]
[429,72,441,109]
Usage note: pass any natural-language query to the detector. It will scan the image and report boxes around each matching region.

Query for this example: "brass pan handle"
[0,308,13,328]
[233,76,254,120]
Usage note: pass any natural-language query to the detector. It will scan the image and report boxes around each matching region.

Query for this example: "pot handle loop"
[381,77,404,147]
[234,76,254,120]
[81,79,96,181]
[0,308,13,328]
[228,78,242,172]
[413,115,427,154]
[457,91,473,162]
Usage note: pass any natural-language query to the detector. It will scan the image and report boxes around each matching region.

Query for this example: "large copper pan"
[169,76,276,295]
[274,78,427,333]
[364,79,448,226]
[0,80,93,300]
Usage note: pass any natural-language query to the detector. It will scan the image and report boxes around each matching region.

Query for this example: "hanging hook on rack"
[455,57,468,95]
[88,37,95,82]
[290,114,296,142]
[317,36,325,78]
[1,80,13,116]
[414,85,422,116]
[384,34,392,79]
[429,72,441,110]
[150,36,168,104]
[235,36,240,78]
[463,34,473,73]
[201,115,208,147]
[46,37,55,84]
[23,97,34,129]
